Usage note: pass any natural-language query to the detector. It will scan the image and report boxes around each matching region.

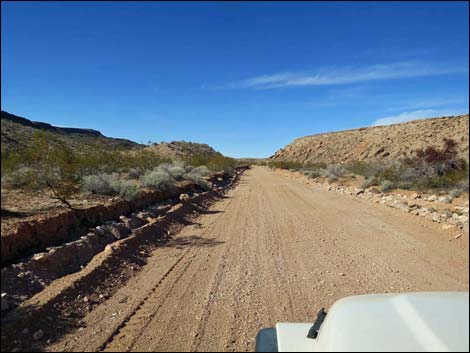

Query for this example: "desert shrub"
[75,145,170,176]
[405,138,465,177]
[82,174,114,195]
[362,159,402,182]
[167,166,186,180]
[183,153,237,173]
[1,166,37,188]
[344,139,468,192]
[401,146,468,190]
[1,149,22,179]
[415,138,458,165]
[18,132,80,208]
[456,179,469,193]
[322,164,347,180]
[305,162,328,170]
[186,174,209,190]
[191,165,210,177]
[361,176,377,189]
[379,180,394,192]
[129,149,170,172]
[127,168,141,180]
[206,155,237,172]
[111,179,140,201]
[82,173,140,200]
[184,166,210,190]
[140,162,211,191]
[140,169,173,190]
[302,169,323,179]
[449,189,463,198]
[347,160,373,176]
[327,175,338,183]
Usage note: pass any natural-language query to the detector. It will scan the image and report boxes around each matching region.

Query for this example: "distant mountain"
[271,114,469,164]
[1,110,142,152]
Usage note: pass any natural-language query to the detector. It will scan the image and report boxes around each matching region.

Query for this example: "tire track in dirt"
[12,166,467,352]
[189,191,250,352]
[102,196,237,351]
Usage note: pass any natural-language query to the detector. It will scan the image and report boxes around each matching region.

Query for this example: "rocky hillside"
[271,114,469,164]
[1,111,142,152]
[146,141,221,159]
[1,111,227,163]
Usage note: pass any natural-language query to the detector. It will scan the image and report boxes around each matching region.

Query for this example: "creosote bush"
[6,132,80,208]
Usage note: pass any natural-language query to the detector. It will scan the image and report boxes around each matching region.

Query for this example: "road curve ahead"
[49,166,468,352]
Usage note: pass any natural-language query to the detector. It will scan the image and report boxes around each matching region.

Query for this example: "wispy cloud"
[383,97,469,112]
[217,61,467,90]
[372,109,469,126]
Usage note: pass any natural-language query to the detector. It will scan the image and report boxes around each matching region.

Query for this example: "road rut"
[45,166,469,352]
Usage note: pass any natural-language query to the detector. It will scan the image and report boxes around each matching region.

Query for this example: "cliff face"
[271,114,469,164]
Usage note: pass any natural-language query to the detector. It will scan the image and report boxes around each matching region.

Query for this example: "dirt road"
[38,167,469,351]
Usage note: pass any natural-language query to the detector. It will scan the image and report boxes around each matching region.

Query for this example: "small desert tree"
[21,132,79,208]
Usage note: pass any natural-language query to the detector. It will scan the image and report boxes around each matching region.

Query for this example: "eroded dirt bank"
[2,166,468,352]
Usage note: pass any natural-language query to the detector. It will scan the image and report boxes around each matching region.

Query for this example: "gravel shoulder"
[6,166,469,352]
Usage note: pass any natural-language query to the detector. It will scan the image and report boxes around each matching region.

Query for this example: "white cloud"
[383,97,469,112]
[372,109,468,126]
[220,61,467,90]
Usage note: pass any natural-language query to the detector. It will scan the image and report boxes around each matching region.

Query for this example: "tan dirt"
[20,166,470,352]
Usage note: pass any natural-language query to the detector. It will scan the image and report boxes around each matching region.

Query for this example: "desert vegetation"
[269,138,469,194]
[1,131,239,208]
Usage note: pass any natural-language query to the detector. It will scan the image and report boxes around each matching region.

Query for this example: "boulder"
[108,224,131,240]
[438,196,452,204]
[121,216,146,229]
[354,188,365,195]
[179,193,190,202]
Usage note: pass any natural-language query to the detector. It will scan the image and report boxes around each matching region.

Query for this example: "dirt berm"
[0,167,247,352]
[1,173,231,266]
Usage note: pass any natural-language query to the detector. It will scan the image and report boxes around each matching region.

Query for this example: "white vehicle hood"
[276,292,469,352]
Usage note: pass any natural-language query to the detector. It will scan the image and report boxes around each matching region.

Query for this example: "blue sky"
[1,1,469,158]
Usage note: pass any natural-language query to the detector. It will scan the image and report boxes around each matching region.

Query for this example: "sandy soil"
[5,166,469,352]
[1,189,108,235]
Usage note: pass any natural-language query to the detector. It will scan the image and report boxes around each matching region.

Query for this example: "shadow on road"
[163,235,225,248]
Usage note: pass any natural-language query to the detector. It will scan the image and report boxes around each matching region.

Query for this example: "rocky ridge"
[271,114,469,165]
